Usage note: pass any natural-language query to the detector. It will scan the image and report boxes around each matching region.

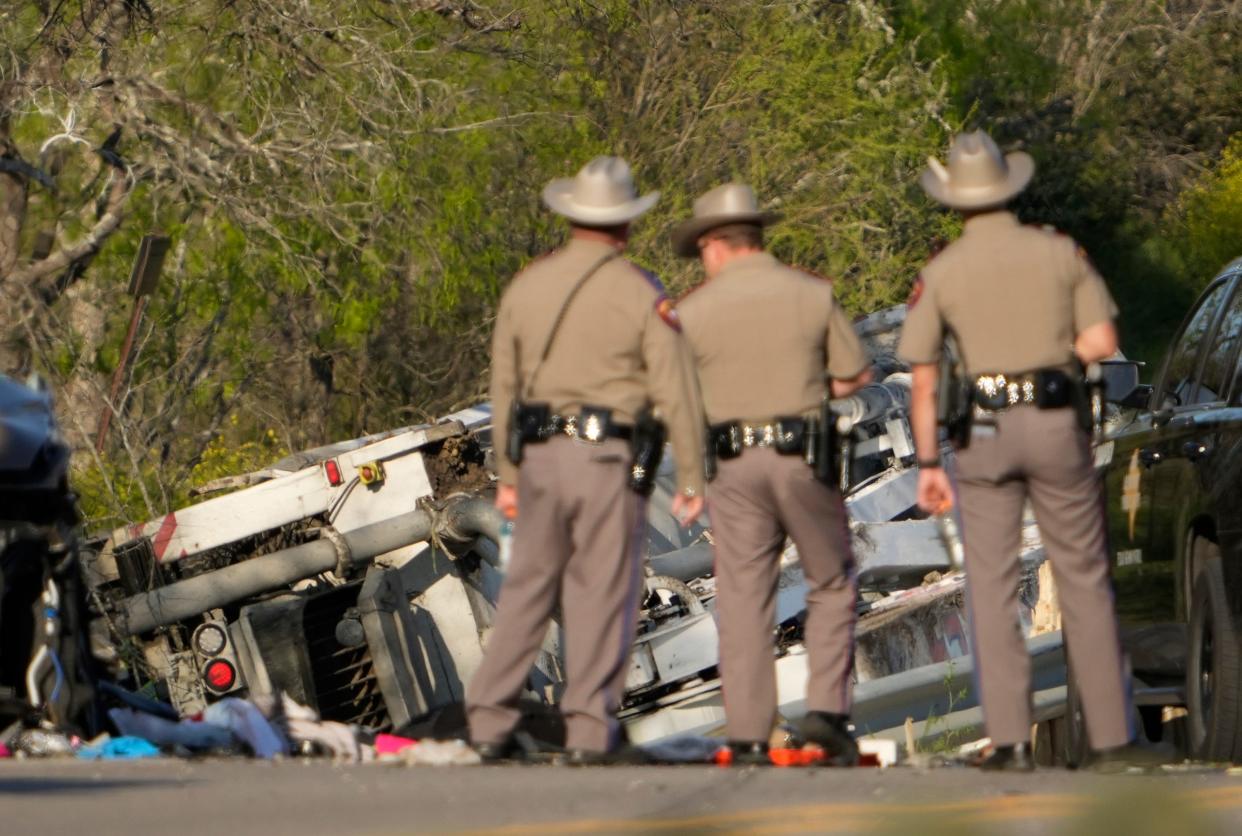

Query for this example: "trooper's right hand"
[495,484,518,519]
[916,467,953,514]
[671,493,704,528]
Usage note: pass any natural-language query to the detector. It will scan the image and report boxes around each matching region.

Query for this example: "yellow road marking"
[468,783,1242,835]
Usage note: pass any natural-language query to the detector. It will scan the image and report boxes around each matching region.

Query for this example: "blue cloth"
[77,736,161,760]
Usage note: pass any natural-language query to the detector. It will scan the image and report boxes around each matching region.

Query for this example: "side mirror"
[1098,359,1143,406]
[1120,384,1153,409]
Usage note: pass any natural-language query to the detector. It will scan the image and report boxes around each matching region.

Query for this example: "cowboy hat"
[670,183,782,258]
[541,156,659,226]
[920,130,1035,211]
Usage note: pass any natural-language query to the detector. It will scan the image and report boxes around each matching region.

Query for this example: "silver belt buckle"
[975,375,1010,412]
[581,412,605,443]
[741,424,776,447]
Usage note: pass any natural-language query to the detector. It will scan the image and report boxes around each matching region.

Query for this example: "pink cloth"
[0,743,11,758]
[374,734,417,756]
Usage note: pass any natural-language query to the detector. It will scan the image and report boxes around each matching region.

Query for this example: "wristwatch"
[917,456,942,469]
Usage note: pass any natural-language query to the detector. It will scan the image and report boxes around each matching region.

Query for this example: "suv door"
[1105,277,1233,626]
[1204,271,1242,612]
[1147,276,1239,594]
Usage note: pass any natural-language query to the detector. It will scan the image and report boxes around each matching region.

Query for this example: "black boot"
[800,712,860,766]
[564,747,609,766]
[472,737,519,762]
[1084,741,1172,773]
[974,743,1035,772]
[727,740,771,766]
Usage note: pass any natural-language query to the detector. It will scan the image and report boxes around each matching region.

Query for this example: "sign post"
[95,234,170,453]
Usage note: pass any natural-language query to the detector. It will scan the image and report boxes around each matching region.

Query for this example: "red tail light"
[204,659,237,693]
[324,459,343,486]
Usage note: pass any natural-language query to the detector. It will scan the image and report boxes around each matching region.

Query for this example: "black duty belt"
[544,411,633,442]
[512,403,633,445]
[710,416,813,459]
[972,369,1078,413]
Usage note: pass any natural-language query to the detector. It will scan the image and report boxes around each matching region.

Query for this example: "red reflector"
[324,459,342,486]
[204,660,236,692]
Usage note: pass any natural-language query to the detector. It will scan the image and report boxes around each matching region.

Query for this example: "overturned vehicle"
[82,309,1089,759]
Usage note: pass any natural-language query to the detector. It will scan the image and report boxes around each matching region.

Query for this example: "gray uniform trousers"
[465,436,646,753]
[709,448,857,743]
[954,405,1132,749]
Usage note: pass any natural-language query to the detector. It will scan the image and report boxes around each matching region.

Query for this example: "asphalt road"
[3,758,1241,835]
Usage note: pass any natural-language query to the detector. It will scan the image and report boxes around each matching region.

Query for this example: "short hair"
[702,223,763,250]
[571,222,630,237]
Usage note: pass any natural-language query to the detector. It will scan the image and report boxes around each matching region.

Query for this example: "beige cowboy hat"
[920,130,1035,210]
[670,183,782,258]
[541,156,659,226]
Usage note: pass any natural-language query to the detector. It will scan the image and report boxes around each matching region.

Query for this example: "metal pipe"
[440,496,505,548]
[117,496,506,636]
[829,376,912,432]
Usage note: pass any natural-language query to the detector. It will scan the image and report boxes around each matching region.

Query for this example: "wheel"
[1062,664,1091,768]
[1185,549,1242,762]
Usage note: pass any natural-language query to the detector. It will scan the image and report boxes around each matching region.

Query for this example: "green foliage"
[1172,135,1242,285]
[3,1,1237,529]
[918,659,970,755]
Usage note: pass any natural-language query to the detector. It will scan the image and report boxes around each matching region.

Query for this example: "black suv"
[1099,256,1242,762]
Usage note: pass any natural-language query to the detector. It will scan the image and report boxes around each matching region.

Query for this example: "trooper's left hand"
[916,467,953,514]
[495,484,518,519]
[671,493,705,528]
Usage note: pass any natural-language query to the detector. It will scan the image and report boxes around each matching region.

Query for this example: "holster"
[811,402,837,487]
[703,421,719,483]
[628,409,666,496]
[1070,364,1103,436]
[710,422,744,461]
[939,374,974,449]
[505,401,550,465]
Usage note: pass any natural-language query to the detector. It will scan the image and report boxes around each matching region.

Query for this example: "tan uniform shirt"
[897,211,1118,375]
[490,238,705,496]
[676,252,870,425]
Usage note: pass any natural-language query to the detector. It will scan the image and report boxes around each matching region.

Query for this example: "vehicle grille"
[301,583,390,729]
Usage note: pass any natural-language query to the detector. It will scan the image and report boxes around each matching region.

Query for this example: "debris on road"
[76,736,161,761]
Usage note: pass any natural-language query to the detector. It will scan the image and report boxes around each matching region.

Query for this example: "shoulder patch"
[654,295,681,331]
[906,274,925,309]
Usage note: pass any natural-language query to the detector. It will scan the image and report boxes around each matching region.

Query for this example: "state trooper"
[466,157,706,764]
[898,130,1152,770]
[673,184,872,765]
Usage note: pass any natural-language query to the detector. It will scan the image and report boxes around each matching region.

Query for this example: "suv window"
[1158,280,1229,408]
[1199,281,1242,403]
